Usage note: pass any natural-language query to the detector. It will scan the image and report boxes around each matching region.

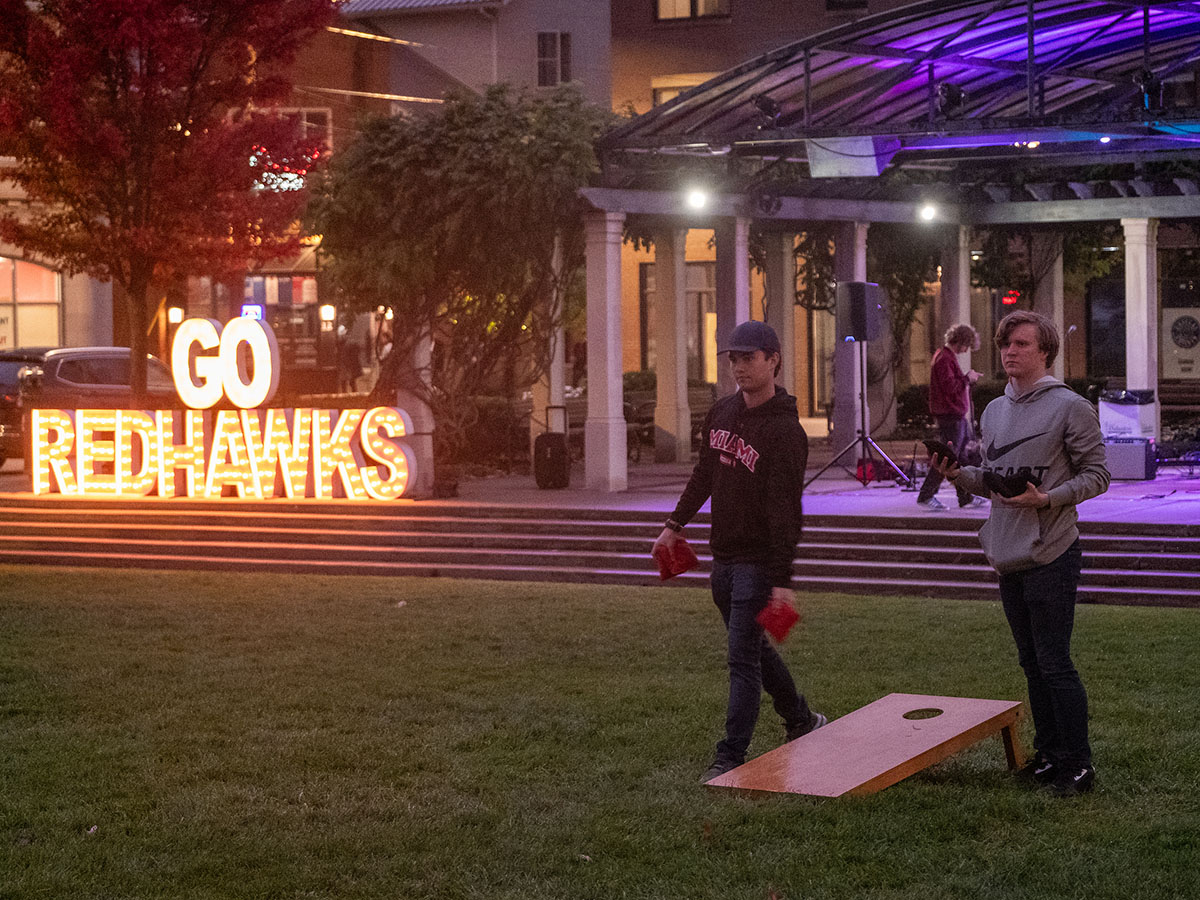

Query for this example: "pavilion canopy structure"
[577,1,1200,491]
[598,0,1200,206]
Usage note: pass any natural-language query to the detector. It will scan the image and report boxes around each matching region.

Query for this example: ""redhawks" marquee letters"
[30,318,416,500]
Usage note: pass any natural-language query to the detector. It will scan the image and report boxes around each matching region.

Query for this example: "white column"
[939,226,973,334]
[939,225,976,375]
[714,216,751,397]
[1122,217,1161,437]
[653,228,691,462]
[584,211,627,491]
[1032,232,1066,380]
[764,232,797,392]
[831,222,870,451]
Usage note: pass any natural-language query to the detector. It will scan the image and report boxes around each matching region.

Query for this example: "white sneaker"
[918,496,947,511]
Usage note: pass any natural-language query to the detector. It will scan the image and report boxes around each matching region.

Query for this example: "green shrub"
[455,395,528,469]
[622,370,657,393]
[895,384,931,433]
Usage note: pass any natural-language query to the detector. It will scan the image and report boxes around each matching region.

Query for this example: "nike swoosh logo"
[986,431,1048,461]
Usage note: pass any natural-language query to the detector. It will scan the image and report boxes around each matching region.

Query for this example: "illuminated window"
[245,275,318,307]
[657,0,730,20]
[639,261,716,381]
[650,73,717,106]
[0,257,61,349]
[652,87,682,106]
[537,32,572,87]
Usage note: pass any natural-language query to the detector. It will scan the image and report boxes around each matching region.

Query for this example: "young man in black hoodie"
[653,320,825,782]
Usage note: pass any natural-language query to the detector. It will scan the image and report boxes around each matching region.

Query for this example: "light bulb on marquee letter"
[30,316,420,501]
[171,316,279,409]
[219,317,280,409]
[172,318,224,409]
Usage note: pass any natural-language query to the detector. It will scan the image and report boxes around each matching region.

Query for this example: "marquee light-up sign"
[31,317,416,500]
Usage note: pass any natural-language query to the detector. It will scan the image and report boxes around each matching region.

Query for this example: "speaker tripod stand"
[805,339,911,489]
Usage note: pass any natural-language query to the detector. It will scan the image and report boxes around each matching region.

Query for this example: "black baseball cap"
[719,320,781,355]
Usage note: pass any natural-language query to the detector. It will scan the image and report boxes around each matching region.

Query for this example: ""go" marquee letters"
[171,317,280,409]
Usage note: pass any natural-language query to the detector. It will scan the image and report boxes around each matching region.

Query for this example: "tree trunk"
[126,262,154,406]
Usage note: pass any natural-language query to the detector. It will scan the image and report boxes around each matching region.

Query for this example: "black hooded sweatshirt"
[670,386,808,587]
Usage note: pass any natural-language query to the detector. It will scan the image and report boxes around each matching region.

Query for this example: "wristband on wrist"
[664,518,683,533]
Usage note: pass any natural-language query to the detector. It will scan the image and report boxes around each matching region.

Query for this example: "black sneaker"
[785,712,828,742]
[1048,764,1096,797]
[700,759,739,783]
[1014,752,1057,786]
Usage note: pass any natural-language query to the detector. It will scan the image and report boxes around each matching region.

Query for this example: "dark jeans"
[710,560,811,764]
[918,414,973,505]
[999,540,1091,768]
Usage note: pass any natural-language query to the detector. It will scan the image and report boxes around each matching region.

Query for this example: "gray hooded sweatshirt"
[955,377,1110,575]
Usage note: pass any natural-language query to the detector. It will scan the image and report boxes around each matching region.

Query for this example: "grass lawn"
[2,566,1198,900]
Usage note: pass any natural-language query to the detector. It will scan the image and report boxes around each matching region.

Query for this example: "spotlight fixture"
[751,92,782,127]
[935,81,966,118]
[753,187,782,216]
[686,188,709,210]
[919,203,937,222]
[1100,135,1112,144]
[1134,68,1161,110]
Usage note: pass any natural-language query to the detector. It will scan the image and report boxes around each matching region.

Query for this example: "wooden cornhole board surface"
[706,693,1024,797]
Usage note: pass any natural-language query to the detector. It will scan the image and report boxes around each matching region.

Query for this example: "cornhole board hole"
[705,693,1024,797]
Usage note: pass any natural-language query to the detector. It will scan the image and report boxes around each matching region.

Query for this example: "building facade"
[341,0,613,107]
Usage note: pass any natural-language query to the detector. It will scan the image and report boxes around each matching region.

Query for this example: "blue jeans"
[918,414,973,505]
[710,560,812,764]
[998,540,1091,768]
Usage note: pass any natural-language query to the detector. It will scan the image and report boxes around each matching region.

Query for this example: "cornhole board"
[705,693,1024,797]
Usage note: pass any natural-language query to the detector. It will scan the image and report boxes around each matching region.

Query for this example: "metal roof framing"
[600,0,1200,166]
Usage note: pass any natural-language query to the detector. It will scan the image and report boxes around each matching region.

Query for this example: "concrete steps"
[0,497,1196,607]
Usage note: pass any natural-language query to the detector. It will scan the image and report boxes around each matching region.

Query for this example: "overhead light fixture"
[919,204,937,222]
[686,188,709,210]
[1100,135,1112,144]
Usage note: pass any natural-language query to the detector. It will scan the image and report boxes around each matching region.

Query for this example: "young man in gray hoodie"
[932,310,1109,797]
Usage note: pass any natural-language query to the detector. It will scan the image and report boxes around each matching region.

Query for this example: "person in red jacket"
[918,323,983,510]
[653,321,824,783]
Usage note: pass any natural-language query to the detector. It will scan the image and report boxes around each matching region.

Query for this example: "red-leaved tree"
[0,0,336,399]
